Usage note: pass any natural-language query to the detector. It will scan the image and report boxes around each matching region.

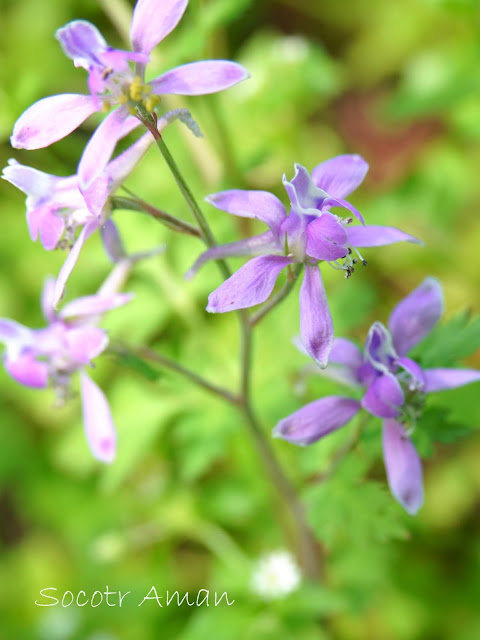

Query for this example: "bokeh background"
[1,0,480,638]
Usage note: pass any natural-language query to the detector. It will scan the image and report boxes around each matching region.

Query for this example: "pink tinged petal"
[81,176,110,218]
[423,368,480,393]
[0,319,32,346]
[78,107,130,189]
[206,190,286,231]
[2,159,56,204]
[299,265,333,369]
[131,0,188,55]
[80,372,116,463]
[346,225,422,248]
[362,373,404,418]
[305,212,348,261]
[53,220,100,308]
[55,20,108,69]
[388,277,443,356]
[60,292,133,320]
[186,231,281,279]
[4,353,48,388]
[311,154,369,199]
[105,131,151,192]
[273,396,361,446]
[65,327,108,363]
[206,255,293,313]
[11,94,98,149]
[27,206,66,250]
[149,60,250,96]
[382,419,424,515]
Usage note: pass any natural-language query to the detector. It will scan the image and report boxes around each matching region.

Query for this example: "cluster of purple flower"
[2,0,479,514]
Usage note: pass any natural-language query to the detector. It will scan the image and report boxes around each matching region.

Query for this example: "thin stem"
[250,264,304,327]
[114,343,239,406]
[110,195,201,238]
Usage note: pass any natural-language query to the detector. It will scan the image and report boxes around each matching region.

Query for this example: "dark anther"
[362,260,368,267]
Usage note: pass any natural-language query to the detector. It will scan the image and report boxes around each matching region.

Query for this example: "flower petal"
[346,225,422,248]
[423,368,480,392]
[305,212,348,261]
[80,372,116,463]
[11,94,98,149]
[283,164,329,214]
[397,356,425,388]
[0,319,32,347]
[55,20,108,69]
[131,0,188,55]
[311,154,369,199]
[78,107,130,189]
[150,60,249,95]
[60,292,133,319]
[186,231,280,279]
[53,220,101,308]
[206,255,293,313]
[388,277,443,356]
[41,278,57,324]
[322,196,364,225]
[4,352,48,388]
[299,265,333,369]
[105,131,152,192]
[273,396,360,445]
[326,337,364,386]
[364,321,398,373]
[27,206,65,250]
[66,327,108,363]
[382,419,424,515]
[2,159,57,205]
[101,219,128,263]
[206,190,286,231]
[362,372,404,418]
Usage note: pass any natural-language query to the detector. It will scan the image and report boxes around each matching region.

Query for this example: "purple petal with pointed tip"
[0,319,32,346]
[305,212,348,261]
[283,164,329,213]
[2,160,56,203]
[322,337,364,387]
[186,231,280,279]
[274,396,361,445]
[206,190,287,231]
[364,321,398,373]
[388,277,443,356]
[101,220,128,263]
[397,356,425,387]
[66,327,108,363]
[80,372,116,463]
[299,265,333,369]
[53,220,101,308]
[78,107,130,189]
[382,419,424,515]
[322,196,364,225]
[11,94,98,149]
[206,255,293,313]
[5,352,48,388]
[150,60,249,96]
[131,0,188,55]
[362,372,404,418]
[347,225,421,248]
[423,368,480,392]
[60,293,133,319]
[312,154,369,199]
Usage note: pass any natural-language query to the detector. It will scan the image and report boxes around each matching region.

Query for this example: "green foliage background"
[0,0,480,638]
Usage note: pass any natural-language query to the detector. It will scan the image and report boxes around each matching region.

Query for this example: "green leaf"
[413,406,476,457]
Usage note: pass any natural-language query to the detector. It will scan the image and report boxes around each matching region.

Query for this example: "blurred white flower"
[251,550,301,600]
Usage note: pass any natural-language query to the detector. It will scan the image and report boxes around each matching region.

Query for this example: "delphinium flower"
[251,550,301,600]
[3,131,153,307]
[0,278,133,463]
[274,278,480,514]
[188,155,421,367]
[11,0,249,189]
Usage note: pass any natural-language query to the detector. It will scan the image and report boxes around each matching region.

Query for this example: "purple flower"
[3,132,152,307]
[188,155,421,368]
[0,279,133,463]
[274,278,480,514]
[10,0,249,189]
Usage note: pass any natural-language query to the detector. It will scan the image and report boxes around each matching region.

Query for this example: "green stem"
[110,195,201,238]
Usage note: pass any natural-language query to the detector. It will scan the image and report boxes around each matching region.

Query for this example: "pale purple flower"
[3,132,152,307]
[188,155,421,368]
[0,279,133,463]
[10,0,249,188]
[274,278,480,514]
